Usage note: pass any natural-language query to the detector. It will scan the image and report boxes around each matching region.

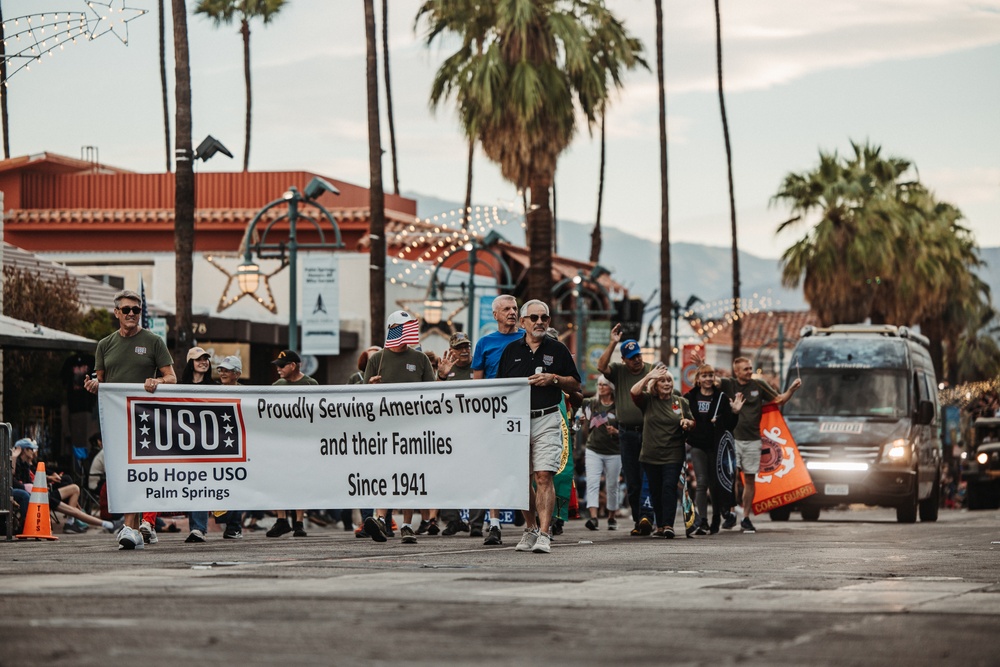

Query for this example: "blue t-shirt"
[472,329,524,379]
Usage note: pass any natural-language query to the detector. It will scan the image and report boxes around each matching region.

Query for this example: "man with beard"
[497,300,581,554]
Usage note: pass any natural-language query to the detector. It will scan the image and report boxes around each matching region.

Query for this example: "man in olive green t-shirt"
[266,349,318,539]
[362,311,435,545]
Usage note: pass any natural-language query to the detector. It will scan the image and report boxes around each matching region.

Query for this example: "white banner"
[301,253,340,355]
[99,379,530,513]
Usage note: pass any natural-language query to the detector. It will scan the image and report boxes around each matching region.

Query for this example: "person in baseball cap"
[217,355,243,374]
[620,339,642,360]
[186,346,210,362]
[438,331,473,381]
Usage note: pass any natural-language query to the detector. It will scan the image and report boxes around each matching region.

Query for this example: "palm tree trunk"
[0,3,9,160]
[590,112,606,264]
[365,0,386,347]
[463,138,474,230]
[159,0,171,172]
[527,174,554,302]
[381,0,400,194]
[172,0,195,360]
[241,18,252,172]
[655,0,671,366]
[552,180,558,256]
[715,0,741,360]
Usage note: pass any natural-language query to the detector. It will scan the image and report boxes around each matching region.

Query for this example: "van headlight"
[880,439,910,463]
[978,452,989,465]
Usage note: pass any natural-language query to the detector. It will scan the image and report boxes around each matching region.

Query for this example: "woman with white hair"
[580,376,621,530]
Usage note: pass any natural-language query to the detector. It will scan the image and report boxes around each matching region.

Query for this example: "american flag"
[385,319,420,348]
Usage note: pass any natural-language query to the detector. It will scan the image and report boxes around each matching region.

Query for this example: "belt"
[619,424,643,432]
[529,405,561,418]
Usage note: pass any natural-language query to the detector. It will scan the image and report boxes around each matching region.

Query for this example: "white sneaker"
[515,529,539,552]
[117,526,144,550]
[185,529,207,543]
[532,533,552,554]
[139,521,158,545]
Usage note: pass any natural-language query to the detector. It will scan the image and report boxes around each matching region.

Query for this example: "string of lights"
[939,377,1000,408]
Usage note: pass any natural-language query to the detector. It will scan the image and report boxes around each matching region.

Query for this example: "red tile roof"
[701,310,819,348]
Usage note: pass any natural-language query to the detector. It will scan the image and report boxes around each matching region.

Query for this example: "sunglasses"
[525,313,551,323]
[117,306,142,316]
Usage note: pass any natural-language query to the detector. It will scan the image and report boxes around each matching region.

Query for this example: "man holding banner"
[722,357,801,534]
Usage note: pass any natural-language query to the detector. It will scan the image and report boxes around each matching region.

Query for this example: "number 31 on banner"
[505,419,522,433]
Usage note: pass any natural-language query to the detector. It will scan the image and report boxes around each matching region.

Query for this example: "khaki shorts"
[734,438,762,475]
[530,410,568,473]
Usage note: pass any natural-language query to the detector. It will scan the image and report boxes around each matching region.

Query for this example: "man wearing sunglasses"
[497,299,581,554]
[85,289,175,550]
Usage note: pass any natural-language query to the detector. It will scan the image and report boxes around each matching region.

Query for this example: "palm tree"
[159,0,172,172]
[655,0,669,364]
[421,0,644,301]
[0,3,9,159]
[714,0,740,359]
[589,111,606,263]
[365,0,387,347]
[382,0,400,194]
[194,0,287,172]
[172,0,195,359]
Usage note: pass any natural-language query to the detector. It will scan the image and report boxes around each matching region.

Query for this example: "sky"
[4,0,999,261]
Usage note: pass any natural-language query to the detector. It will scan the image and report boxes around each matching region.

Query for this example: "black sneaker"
[363,516,387,543]
[552,519,564,536]
[266,519,292,538]
[223,526,243,540]
[427,519,440,535]
[585,518,599,531]
[401,525,417,544]
[469,526,483,538]
[483,525,502,546]
[740,517,756,534]
[694,518,709,536]
[638,517,653,536]
[607,517,618,531]
[292,522,307,537]
[416,520,430,535]
[709,515,721,535]
[722,512,737,530]
[441,520,461,536]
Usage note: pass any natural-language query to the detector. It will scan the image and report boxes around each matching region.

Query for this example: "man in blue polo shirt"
[498,299,581,554]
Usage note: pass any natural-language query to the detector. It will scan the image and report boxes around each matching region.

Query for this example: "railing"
[0,423,12,541]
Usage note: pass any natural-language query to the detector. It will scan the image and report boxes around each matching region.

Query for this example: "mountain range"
[408,192,1000,318]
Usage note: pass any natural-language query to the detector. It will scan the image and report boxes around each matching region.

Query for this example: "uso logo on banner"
[126,398,247,464]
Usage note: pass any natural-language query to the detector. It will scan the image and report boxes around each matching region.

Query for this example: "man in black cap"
[597,323,655,536]
[266,349,318,539]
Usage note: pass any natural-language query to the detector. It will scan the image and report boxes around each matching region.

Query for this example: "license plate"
[825,484,849,496]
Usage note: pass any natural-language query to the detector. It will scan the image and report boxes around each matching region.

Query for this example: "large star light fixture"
[85,0,147,45]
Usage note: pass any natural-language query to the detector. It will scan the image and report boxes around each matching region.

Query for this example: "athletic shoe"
[106,517,126,534]
[354,527,370,539]
[723,512,737,530]
[117,526,144,550]
[363,516,387,543]
[185,529,207,543]
[741,517,756,534]
[663,527,676,539]
[292,522,307,537]
[694,518,709,536]
[515,529,539,552]
[426,518,440,535]
[470,526,484,538]
[532,533,552,553]
[630,522,642,536]
[709,515,721,535]
[139,521,158,545]
[266,519,292,538]
[223,527,243,540]
[416,520,431,535]
[585,518,599,531]
[638,517,653,536]
[552,519,564,536]
[607,517,618,531]
[441,520,462,536]
[401,525,417,544]
[483,525,502,546]
[63,520,87,534]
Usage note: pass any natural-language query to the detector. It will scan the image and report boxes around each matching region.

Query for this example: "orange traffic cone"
[16,462,59,541]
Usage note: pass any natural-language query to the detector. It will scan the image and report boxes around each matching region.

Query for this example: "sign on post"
[301,253,340,356]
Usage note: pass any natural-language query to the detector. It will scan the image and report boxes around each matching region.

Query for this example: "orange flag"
[751,404,816,514]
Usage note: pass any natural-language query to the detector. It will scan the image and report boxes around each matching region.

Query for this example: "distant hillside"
[406,192,1000,319]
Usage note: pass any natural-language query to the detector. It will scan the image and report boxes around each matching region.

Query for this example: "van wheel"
[896,482,918,523]
[769,507,791,522]
[918,473,940,522]
[801,507,820,521]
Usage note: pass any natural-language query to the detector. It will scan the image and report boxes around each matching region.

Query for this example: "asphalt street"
[2,506,999,666]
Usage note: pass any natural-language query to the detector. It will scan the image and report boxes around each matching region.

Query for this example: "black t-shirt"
[497,334,582,410]
[683,386,735,450]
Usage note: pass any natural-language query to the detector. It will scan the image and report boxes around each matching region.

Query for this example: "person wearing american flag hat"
[361,310,435,545]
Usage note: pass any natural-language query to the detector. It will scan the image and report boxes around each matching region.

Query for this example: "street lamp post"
[424,231,514,336]
[671,295,702,367]
[236,178,344,353]
[551,266,614,379]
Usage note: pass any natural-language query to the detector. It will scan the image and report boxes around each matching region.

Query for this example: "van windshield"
[784,370,909,418]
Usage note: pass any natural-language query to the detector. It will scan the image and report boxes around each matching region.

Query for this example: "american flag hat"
[385,310,420,349]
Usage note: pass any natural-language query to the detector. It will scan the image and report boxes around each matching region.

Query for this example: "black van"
[777,325,942,523]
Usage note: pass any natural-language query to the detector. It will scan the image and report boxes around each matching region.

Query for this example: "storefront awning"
[0,314,97,352]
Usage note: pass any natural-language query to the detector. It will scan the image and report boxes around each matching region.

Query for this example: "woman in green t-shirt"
[630,367,695,538]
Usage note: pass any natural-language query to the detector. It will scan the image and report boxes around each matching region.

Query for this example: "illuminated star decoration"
[206,253,287,314]
[84,0,148,46]
[1,12,91,83]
